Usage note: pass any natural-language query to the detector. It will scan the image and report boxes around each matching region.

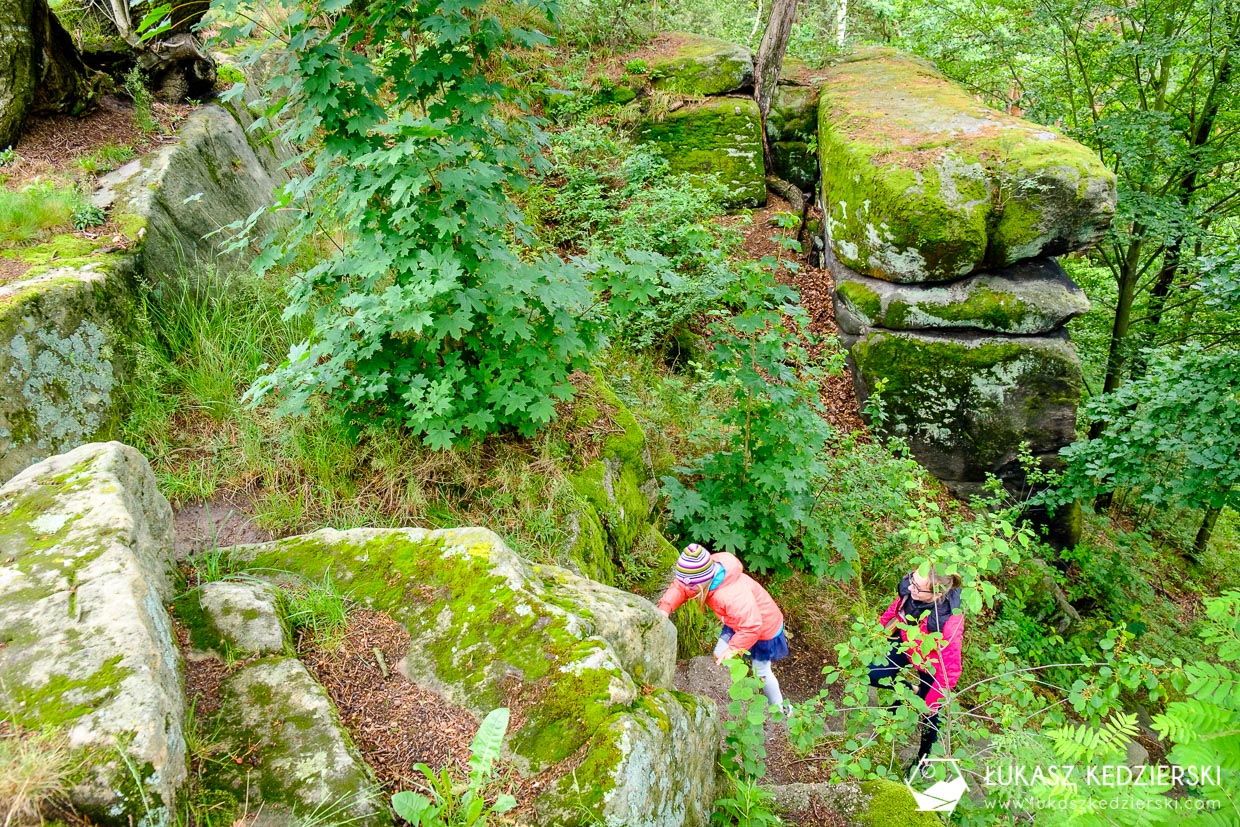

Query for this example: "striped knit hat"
[674,543,717,586]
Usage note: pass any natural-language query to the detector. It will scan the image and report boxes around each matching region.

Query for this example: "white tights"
[714,636,784,708]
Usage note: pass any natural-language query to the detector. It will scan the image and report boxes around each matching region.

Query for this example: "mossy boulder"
[847,329,1082,522]
[197,579,287,657]
[638,96,767,208]
[767,778,940,825]
[818,48,1116,282]
[224,526,720,826]
[647,32,754,96]
[0,264,142,483]
[768,84,820,191]
[92,99,293,283]
[565,374,677,593]
[0,442,184,825]
[832,256,1089,335]
[206,656,391,826]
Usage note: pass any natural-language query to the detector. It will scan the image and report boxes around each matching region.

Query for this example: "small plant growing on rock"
[72,202,107,230]
[391,707,515,826]
[0,146,15,167]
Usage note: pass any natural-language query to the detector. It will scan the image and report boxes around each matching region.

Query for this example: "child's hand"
[714,647,738,665]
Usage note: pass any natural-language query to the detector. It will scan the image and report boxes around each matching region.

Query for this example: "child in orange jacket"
[657,543,790,710]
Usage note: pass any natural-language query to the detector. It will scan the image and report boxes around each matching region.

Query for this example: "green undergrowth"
[0,182,95,247]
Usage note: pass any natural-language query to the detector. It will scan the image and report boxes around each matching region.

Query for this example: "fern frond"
[1185,662,1240,710]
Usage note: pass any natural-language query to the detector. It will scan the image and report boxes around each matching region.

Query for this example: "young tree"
[227,0,619,448]
[1054,346,1240,558]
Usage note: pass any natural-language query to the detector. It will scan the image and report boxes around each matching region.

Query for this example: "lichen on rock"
[0,442,184,825]
[0,266,139,482]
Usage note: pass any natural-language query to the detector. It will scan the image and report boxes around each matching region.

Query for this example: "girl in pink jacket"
[870,565,963,770]
[657,544,790,711]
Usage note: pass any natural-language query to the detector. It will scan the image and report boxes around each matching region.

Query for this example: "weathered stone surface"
[638,96,766,208]
[211,656,390,826]
[93,99,293,283]
[818,48,1116,282]
[768,83,820,191]
[832,256,1089,335]
[648,32,753,96]
[845,328,1083,497]
[537,691,719,827]
[225,526,720,826]
[0,442,184,825]
[768,779,941,825]
[198,579,286,656]
[565,373,676,594]
[0,264,138,482]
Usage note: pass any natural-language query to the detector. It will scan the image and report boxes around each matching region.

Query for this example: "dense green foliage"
[662,248,849,576]
[1055,347,1240,554]
[219,0,616,448]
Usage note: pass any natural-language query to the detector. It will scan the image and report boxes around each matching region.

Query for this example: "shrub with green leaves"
[525,123,737,348]
[663,251,851,576]
[222,0,621,449]
[1052,344,1240,556]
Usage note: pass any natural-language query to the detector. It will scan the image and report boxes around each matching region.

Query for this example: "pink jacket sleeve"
[656,580,694,616]
[879,596,903,629]
[922,613,964,711]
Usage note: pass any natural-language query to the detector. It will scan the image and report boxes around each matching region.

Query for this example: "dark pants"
[869,643,941,761]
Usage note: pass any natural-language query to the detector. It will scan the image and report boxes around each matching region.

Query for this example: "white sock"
[754,660,784,708]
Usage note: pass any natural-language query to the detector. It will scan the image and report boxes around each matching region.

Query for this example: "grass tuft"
[0,725,75,827]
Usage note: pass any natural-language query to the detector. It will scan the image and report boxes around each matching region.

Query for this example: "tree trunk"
[0,0,105,150]
[137,33,216,102]
[1192,502,1224,560]
[753,0,799,169]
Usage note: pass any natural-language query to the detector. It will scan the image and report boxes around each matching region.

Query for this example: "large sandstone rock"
[0,265,138,482]
[225,526,720,827]
[768,83,820,191]
[647,32,754,96]
[564,373,677,594]
[844,328,1083,498]
[93,98,293,283]
[0,442,184,824]
[833,257,1089,335]
[638,96,767,208]
[818,49,1115,282]
[210,656,391,826]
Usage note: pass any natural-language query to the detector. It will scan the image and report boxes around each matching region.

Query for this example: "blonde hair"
[914,564,962,599]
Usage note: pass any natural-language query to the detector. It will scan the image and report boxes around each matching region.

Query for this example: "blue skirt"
[722,624,790,662]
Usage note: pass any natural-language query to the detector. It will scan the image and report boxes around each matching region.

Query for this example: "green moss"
[216,64,246,86]
[171,590,230,657]
[564,373,661,585]
[648,33,751,96]
[859,778,941,826]
[851,331,1082,462]
[836,280,882,324]
[638,97,766,208]
[817,48,1113,281]
[3,655,131,729]
[911,285,1030,330]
